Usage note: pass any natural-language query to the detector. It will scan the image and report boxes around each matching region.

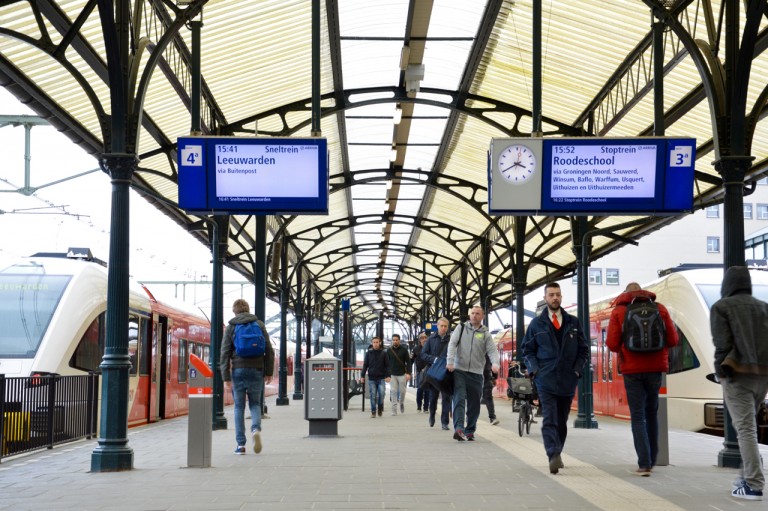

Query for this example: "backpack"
[233,321,266,358]
[621,298,665,353]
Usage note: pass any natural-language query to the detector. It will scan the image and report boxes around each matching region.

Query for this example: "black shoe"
[466,433,475,441]
[428,414,435,427]
[453,429,467,441]
[549,454,562,474]
[441,424,450,430]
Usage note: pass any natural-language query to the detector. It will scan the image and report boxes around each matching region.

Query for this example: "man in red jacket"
[606,282,679,476]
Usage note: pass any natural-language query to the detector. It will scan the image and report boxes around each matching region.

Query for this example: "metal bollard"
[187,354,213,468]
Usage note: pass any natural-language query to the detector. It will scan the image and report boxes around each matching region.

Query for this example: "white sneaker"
[251,430,262,454]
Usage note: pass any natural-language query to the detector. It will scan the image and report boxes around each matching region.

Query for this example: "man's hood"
[721,266,752,298]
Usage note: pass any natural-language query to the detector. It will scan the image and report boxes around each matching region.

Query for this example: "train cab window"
[178,340,189,383]
[128,314,139,376]
[70,313,106,372]
[203,345,210,362]
[0,272,71,358]
[667,326,701,374]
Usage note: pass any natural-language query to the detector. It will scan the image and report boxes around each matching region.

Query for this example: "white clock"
[497,144,537,184]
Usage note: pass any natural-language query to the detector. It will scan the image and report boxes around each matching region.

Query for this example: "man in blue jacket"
[522,282,589,474]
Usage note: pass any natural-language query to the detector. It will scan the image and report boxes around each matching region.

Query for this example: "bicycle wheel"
[518,402,529,437]
[526,407,532,434]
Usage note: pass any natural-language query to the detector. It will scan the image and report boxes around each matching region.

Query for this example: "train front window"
[697,284,768,308]
[0,272,71,358]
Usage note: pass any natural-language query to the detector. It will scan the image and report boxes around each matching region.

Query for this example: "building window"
[588,268,602,285]
[707,236,720,253]
[706,205,720,218]
[606,269,620,286]
[758,204,768,220]
[745,203,753,219]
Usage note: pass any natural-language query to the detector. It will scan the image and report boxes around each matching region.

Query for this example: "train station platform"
[0,392,764,511]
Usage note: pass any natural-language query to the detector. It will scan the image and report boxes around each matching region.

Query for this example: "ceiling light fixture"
[386,179,393,190]
[393,107,402,125]
[389,146,397,162]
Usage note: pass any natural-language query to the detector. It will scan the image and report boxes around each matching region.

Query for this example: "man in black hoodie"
[711,266,768,501]
[359,337,391,417]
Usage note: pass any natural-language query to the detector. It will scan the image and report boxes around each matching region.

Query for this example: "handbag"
[426,356,449,382]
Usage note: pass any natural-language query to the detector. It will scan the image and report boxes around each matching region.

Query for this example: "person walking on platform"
[413,332,431,412]
[522,282,589,474]
[420,317,453,430]
[220,299,274,455]
[710,266,768,501]
[447,305,499,441]
[606,282,679,476]
[481,354,500,426]
[359,337,391,417]
[386,334,411,415]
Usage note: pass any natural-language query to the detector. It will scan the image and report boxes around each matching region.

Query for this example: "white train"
[0,251,294,427]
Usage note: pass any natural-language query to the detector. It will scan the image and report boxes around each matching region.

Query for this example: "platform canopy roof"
[1,0,766,327]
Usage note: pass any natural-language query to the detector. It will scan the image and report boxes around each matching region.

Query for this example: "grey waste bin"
[304,352,342,436]
[188,354,213,468]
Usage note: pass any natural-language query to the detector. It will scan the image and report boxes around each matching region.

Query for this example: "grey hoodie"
[710,266,768,377]
[446,321,499,375]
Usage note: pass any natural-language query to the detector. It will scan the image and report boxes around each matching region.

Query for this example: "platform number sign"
[181,145,202,166]
[669,145,692,167]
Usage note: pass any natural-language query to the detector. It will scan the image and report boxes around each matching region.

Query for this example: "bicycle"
[508,376,537,437]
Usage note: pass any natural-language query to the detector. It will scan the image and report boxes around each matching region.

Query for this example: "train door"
[593,320,614,417]
[149,314,169,422]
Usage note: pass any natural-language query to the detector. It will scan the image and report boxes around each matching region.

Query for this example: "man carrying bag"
[420,317,453,430]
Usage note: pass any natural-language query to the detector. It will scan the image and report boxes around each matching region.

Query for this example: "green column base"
[90,445,134,472]
[573,416,599,429]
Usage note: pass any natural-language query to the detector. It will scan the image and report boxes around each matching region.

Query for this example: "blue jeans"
[538,390,574,459]
[232,367,264,446]
[623,372,661,469]
[368,379,386,411]
[452,370,483,434]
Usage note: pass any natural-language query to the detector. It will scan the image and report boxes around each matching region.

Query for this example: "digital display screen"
[178,136,329,215]
[488,137,696,215]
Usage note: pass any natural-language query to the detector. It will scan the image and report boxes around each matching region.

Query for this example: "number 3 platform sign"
[488,137,696,216]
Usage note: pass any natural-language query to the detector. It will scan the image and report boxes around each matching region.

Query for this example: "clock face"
[497,144,536,184]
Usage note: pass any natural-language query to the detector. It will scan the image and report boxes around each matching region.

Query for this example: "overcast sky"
[0,87,261,318]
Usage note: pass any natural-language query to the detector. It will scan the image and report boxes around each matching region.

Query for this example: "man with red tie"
[521,282,589,475]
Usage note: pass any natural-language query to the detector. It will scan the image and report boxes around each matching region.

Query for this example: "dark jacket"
[386,343,411,376]
[606,289,679,374]
[521,307,589,397]
[711,266,768,377]
[412,342,428,371]
[420,331,450,366]
[361,348,391,380]
[219,312,275,382]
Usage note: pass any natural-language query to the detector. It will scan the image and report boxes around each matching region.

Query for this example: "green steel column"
[211,216,228,429]
[513,216,527,360]
[277,238,289,405]
[90,154,137,472]
[574,217,598,429]
[293,264,304,400]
